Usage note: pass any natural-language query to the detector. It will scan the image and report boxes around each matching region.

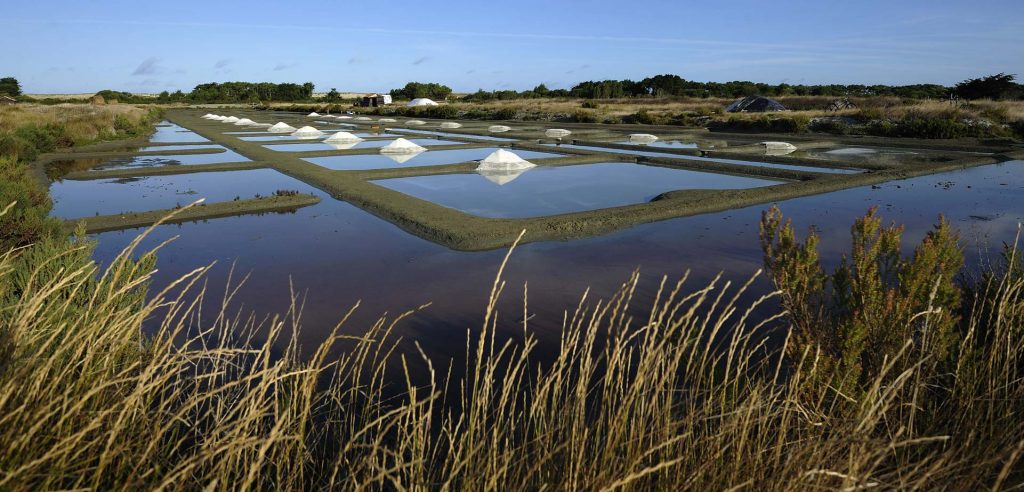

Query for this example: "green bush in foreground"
[0,206,1021,489]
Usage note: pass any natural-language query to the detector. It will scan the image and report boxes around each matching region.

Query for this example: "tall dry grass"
[0,204,1023,490]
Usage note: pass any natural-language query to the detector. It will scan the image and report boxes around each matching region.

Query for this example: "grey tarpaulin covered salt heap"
[725,96,787,113]
[545,129,571,139]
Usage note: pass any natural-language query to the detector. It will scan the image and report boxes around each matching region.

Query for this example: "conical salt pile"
[629,133,658,143]
[324,131,363,143]
[268,122,297,133]
[338,115,352,119]
[307,112,321,117]
[234,118,258,126]
[405,120,426,126]
[760,141,797,155]
[475,149,536,172]
[354,116,372,121]
[488,125,512,133]
[440,122,462,129]
[222,116,240,123]
[380,138,427,154]
[545,129,571,138]
[291,126,324,139]
[378,118,397,123]
[201,113,216,119]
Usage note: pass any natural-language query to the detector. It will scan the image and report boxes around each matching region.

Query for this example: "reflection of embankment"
[67,194,321,234]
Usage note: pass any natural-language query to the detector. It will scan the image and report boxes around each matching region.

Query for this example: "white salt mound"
[354,116,372,121]
[488,125,512,133]
[222,116,240,123]
[234,118,257,126]
[307,112,321,117]
[545,129,571,138]
[407,98,438,107]
[440,122,462,129]
[291,126,324,138]
[405,120,426,126]
[629,133,658,143]
[378,118,397,123]
[379,138,427,154]
[475,149,536,172]
[338,115,352,119]
[324,131,363,143]
[268,122,297,133]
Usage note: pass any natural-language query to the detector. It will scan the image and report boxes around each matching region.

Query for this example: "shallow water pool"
[50,169,313,219]
[82,150,251,171]
[542,143,859,174]
[305,147,563,171]
[149,122,210,143]
[373,162,782,218]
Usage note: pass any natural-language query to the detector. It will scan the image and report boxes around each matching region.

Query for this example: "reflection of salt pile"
[760,141,797,155]
[475,149,536,185]
[405,120,426,126]
[268,122,297,133]
[307,112,321,117]
[234,118,258,126]
[291,126,324,139]
[407,98,438,107]
[326,141,360,151]
[440,122,462,129]
[323,131,363,143]
[488,125,511,133]
[380,138,427,154]
[383,153,419,164]
[629,133,658,144]
[222,116,240,123]
[545,129,571,138]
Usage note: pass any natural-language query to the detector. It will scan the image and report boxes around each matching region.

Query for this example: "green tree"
[0,77,22,97]
[954,73,1021,100]
[325,88,341,103]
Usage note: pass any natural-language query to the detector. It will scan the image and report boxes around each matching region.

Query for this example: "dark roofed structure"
[725,96,786,113]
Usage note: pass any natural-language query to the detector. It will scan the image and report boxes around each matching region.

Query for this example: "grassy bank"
[0,103,161,250]
[0,203,1022,489]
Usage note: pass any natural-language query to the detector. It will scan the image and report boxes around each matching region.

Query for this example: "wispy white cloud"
[132,57,161,76]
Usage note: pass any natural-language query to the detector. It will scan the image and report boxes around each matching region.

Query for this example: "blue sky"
[2,0,1021,94]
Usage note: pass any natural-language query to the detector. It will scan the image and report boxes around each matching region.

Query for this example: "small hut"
[725,96,786,113]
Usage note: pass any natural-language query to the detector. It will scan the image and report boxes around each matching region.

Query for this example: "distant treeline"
[159,82,316,103]
[462,73,1023,102]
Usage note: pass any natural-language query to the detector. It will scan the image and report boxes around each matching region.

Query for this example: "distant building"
[359,93,393,107]
[725,96,786,113]
[0,95,16,105]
